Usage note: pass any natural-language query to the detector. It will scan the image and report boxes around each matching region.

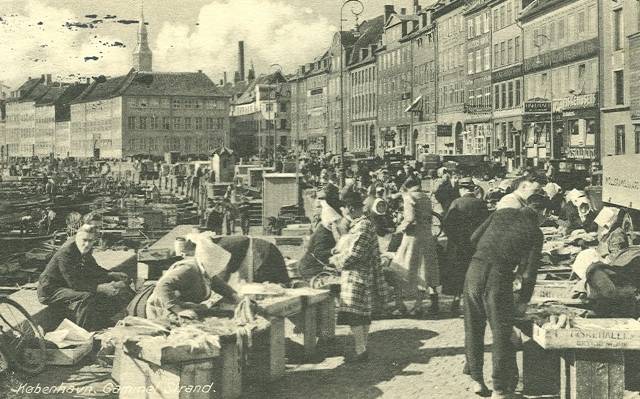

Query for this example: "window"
[578,64,586,91]
[484,12,490,33]
[506,2,512,24]
[508,81,514,107]
[494,9,499,30]
[507,39,513,64]
[500,6,505,29]
[150,116,159,130]
[484,47,491,70]
[577,11,585,34]
[468,52,474,75]
[514,36,520,61]
[127,116,136,130]
[195,117,202,130]
[614,9,623,51]
[173,117,182,130]
[636,126,640,154]
[615,70,625,105]
[468,18,474,39]
[206,117,214,130]
[501,83,507,108]
[494,44,500,67]
[139,116,147,130]
[557,18,565,41]
[515,79,521,105]
[500,41,506,66]
[615,125,626,155]
[184,117,192,130]
[163,117,171,130]
[477,15,482,36]
[172,98,182,109]
[475,50,482,73]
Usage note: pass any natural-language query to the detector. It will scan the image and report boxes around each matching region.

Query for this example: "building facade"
[602,0,640,158]
[347,16,384,157]
[409,7,439,156]
[435,0,467,155]
[521,0,600,168]
[229,72,291,159]
[490,0,525,171]
[463,0,494,156]
[377,5,419,155]
[70,70,230,159]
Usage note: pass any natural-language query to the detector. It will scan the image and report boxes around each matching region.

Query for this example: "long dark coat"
[441,193,489,296]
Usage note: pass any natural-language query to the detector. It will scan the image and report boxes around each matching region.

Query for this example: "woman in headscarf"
[145,231,243,320]
[560,189,597,234]
[389,175,441,316]
[297,184,348,283]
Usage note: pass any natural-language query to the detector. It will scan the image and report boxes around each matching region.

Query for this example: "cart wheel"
[0,297,47,374]
[431,211,443,238]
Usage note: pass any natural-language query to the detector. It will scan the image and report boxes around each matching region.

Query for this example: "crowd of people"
[31,149,611,399]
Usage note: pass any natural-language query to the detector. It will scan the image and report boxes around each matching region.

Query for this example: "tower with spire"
[132,1,153,72]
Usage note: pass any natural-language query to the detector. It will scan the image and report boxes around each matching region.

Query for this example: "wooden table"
[257,288,334,368]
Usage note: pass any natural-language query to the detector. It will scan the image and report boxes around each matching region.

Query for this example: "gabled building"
[69,69,230,159]
[408,5,439,155]
[229,71,291,158]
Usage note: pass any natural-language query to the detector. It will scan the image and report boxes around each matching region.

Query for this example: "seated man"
[37,223,133,331]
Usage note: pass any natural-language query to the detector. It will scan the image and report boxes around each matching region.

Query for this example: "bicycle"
[0,296,47,374]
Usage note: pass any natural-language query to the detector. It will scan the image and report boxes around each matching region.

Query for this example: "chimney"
[224,71,228,85]
[86,77,91,84]
[46,74,52,85]
[384,5,395,22]
[400,8,407,15]
[198,69,202,73]
[41,74,45,82]
[220,79,223,85]
[238,41,245,82]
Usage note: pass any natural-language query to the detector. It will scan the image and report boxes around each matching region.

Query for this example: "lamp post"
[339,0,364,187]
[535,33,554,162]
[270,64,283,167]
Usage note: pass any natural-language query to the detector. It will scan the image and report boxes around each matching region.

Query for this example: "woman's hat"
[458,177,475,189]
[186,231,231,278]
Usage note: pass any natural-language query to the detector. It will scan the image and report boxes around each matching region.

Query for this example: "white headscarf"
[185,231,231,278]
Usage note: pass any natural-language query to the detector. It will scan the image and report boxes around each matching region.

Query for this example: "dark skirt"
[337,311,371,326]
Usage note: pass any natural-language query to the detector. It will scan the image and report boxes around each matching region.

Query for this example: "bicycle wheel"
[0,297,47,374]
[431,211,443,238]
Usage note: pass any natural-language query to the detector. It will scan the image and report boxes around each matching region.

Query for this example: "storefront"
[463,110,492,156]
[307,136,326,155]
[492,113,522,172]
[522,100,563,167]
[560,96,599,168]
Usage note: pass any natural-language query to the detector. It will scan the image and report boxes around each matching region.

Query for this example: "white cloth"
[571,248,607,280]
[185,231,231,278]
[594,207,620,230]
[319,200,342,229]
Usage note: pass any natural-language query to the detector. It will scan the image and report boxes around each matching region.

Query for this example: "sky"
[0,0,417,89]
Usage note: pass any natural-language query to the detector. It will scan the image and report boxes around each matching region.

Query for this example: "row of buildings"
[289,0,640,172]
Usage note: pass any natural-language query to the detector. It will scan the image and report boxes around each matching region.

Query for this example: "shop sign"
[523,38,598,73]
[524,101,552,113]
[437,124,452,137]
[492,64,523,83]
[603,155,640,210]
[309,87,324,96]
[467,35,490,50]
[566,147,595,159]
[554,93,598,113]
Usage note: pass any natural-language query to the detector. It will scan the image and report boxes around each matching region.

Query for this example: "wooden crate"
[560,350,624,399]
[533,319,640,350]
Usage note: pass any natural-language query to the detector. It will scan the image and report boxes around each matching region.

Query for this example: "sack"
[126,282,157,318]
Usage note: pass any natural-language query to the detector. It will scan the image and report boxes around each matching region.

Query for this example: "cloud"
[0,0,130,87]
[153,0,337,80]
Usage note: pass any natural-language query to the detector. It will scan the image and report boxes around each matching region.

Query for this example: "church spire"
[132,0,153,72]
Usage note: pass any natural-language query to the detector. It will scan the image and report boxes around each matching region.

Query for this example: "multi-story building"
[490,0,526,171]
[347,15,384,157]
[434,0,467,155]
[463,0,493,155]
[602,0,639,158]
[291,54,331,154]
[0,82,9,100]
[0,99,5,161]
[327,31,356,154]
[408,6,439,155]
[377,5,419,155]
[521,0,600,168]
[229,71,291,158]
[69,69,230,159]
[4,75,86,159]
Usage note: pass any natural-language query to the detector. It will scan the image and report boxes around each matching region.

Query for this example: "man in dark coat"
[434,169,459,213]
[463,194,547,398]
[37,224,133,331]
[442,177,489,313]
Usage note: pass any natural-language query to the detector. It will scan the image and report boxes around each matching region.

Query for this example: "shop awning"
[405,96,423,113]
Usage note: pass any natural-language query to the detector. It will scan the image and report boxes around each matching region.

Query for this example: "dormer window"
[361,48,369,59]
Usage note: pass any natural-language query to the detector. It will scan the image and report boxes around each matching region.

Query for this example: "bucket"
[174,237,186,257]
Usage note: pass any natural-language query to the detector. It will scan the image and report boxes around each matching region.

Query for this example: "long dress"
[390,189,440,296]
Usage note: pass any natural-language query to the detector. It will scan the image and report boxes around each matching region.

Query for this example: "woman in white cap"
[145,231,243,320]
